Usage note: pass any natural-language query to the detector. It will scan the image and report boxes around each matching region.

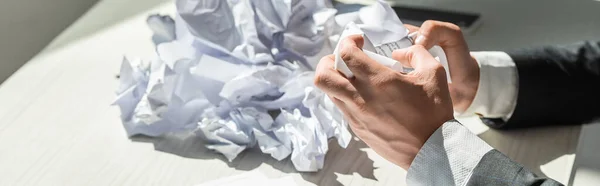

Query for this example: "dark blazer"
[462,41,600,186]
[481,41,600,129]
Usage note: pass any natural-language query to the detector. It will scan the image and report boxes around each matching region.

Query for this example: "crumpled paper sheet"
[115,0,404,172]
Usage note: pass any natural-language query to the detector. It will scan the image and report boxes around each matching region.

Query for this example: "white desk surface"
[0,0,598,185]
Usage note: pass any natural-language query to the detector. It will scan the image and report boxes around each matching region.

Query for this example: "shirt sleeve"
[454,52,519,121]
[406,120,564,186]
[406,120,493,186]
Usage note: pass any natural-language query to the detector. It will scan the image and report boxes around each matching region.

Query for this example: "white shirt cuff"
[455,52,518,121]
[406,120,493,186]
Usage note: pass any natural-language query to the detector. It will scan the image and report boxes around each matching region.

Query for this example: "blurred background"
[0,0,98,83]
[0,0,598,185]
[1,0,599,84]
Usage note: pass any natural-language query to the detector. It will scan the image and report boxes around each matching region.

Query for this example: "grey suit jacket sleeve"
[406,120,563,186]
[467,149,562,186]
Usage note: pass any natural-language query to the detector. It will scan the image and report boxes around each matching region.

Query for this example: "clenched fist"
[405,20,480,113]
[314,35,454,169]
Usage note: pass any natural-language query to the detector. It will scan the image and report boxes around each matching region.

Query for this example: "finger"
[341,34,364,49]
[393,49,413,69]
[403,24,419,33]
[392,45,443,74]
[414,20,473,81]
[315,55,360,102]
[414,20,466,50]
[339,35,387,79]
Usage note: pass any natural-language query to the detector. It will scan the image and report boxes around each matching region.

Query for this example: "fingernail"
[415,35,426,45]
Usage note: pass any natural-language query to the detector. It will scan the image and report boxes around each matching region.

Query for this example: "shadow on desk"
[477,124,580,180]
[131,133,376,185]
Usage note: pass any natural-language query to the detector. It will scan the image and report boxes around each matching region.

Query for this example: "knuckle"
[445,22,462,32]
[349,61,369,73]
[318,55,332,65]
[345,84,359,97]
[355,102,370,114]
[446,24,463,38]
[340,46,359,62]
[315,55,334,73]
[313,73,326,87]
[433,63,444,71]
[422,20,463,36]
[343,50,372,72]
[432,63,446,75]
[313,73,332,88]
[341,84,361,101]
[352,95,364,106]
[421,20,442,33]
[421,20,433,27]
[347,95,367,110]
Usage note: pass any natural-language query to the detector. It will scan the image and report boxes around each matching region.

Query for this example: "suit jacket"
[407,41,600,186]
[474,41,600,185]
[481,41,600,129]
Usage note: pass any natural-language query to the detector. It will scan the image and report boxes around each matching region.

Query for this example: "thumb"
[392,45,439,73]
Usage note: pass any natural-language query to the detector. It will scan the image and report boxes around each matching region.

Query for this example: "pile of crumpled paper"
[114,0,404,172]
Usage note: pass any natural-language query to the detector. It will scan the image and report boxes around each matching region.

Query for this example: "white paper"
[219,65,293,105]
[176,0,241,51]
[114,0,348,170]
[147,14,176,45]
[274,108,328,172]
[333,0,451,82]
[115,0,447,172]
[190,54,252,105]
[333,22,406,78]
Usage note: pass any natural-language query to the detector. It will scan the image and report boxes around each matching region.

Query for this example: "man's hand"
[405,21,480,113]
[314,35,454,169]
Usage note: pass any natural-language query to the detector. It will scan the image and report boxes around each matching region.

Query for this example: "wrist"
[398,118,451,170]
[394,141,424,170]
[450,55,480,113]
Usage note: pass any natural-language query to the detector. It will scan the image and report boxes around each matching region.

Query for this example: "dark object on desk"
[391,5,481,33]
